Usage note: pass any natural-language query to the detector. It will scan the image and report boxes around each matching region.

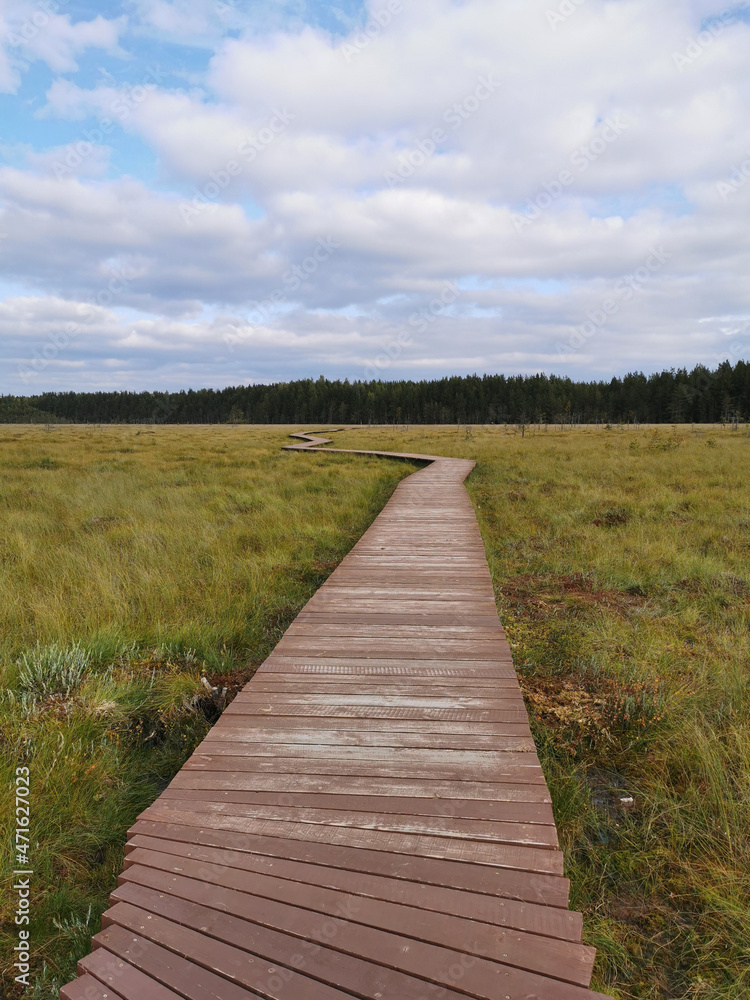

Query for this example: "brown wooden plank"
[142,796,559,847]
[135,806,563,874]
[245,686,519,701]
[310,581,494,596]
[104,895,470,1000]
[94,915,350,1000]
[119,862,594,984]
[90,934,267,999]
[230,691,527,708]
[217,712,535,736]
[294,611,503,625]
[248,677,520,692]
[274,638,506,658]
[180,755,545,784]
[223,703,531,723]
[60,974,126,1000]
[190,741,541,768]
[126,822,571,905]
[123,842,581,941]
[167,770,551,802]
[158,787,555,823]
[108,884,608,999]
[264,650,515,664]
[285,623,504,637]
[78,949,187,1000]
[302,598,500,613]
[198,724,537,751]
[302,585,498,597]
[259,657,517,676]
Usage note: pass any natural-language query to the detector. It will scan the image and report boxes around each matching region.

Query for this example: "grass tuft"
[15,643,91,711]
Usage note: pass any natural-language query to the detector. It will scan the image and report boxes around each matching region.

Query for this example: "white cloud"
[0,4,127,91]
[43,0,750,206]
[134,0,214,38]
[130,0,348,43]
[11,140,112,178]
[1,0,749,390]
[0,14,19,92]
[24,13,126,72]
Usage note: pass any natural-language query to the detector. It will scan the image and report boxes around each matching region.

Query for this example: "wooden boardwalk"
[61,432,609,1000]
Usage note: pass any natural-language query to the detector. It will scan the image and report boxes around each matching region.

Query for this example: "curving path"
[61,432,609,1000]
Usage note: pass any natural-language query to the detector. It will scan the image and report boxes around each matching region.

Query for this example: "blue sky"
[1,0,749,393]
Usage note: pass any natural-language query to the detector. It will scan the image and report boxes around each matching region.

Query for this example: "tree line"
[1,361,748,426]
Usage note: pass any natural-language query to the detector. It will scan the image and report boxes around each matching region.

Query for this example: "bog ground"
[1,423,748,999]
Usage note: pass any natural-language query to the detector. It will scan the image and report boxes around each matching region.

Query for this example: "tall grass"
[335,422,750,1000]
[0,424,411,998]
[0,425,411,660]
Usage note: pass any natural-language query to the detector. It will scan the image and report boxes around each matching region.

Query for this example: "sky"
[0,0,749,394]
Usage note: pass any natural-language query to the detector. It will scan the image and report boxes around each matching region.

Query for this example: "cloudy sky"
[0,0,749,393]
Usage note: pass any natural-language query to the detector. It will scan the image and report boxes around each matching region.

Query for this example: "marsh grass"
[333,423,750,1000]
[0,424,411,997]
[14,644,91,713]
[2,421,748,999]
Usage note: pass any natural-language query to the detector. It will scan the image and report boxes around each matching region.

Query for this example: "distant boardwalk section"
[61,432,609,1000]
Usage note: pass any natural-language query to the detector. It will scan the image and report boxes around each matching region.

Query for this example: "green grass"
[0,424,412,998]
[2,421,748,999]
[333,422,750,1000]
